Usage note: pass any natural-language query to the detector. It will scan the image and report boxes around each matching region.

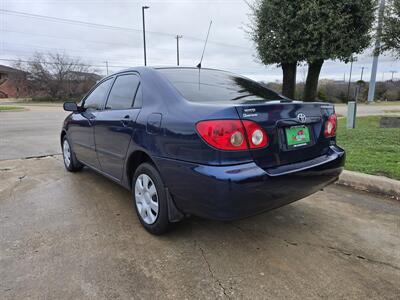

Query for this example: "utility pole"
[142,6,149,66]
[367,0,386,103]
[176,35,183,66]
[105,61,109,75]
[346,56,355,102]
[390,70,397,81]
[355,67,365,103]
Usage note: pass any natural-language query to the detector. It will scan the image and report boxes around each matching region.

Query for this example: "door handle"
[121,115,131,127]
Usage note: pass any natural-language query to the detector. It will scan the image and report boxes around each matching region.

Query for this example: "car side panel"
[95,109,140,180]
[67,111,101,169]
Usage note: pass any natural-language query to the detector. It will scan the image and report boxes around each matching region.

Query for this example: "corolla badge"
[243,108,258,118]
[297,113,307,123]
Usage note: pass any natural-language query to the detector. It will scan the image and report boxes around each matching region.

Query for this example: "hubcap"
[63,140,71,167]
[135,174,159,224]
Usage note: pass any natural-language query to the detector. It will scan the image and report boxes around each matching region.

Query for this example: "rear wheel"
[62,137,83,172]
[133,162,171,235]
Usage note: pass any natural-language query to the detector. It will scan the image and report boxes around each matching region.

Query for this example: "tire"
[62,136,83,172]
[132,162,171,235]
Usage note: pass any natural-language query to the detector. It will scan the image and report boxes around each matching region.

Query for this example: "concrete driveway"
[0,156,399,299]
[1,103,399,299]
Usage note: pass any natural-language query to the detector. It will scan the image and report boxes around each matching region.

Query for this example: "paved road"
[334,103,400,116]
[0,156,399,299]
[0,105,68,160]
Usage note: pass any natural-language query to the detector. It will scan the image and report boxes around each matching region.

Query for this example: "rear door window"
[84,78,113,110]
[106,74,140,110]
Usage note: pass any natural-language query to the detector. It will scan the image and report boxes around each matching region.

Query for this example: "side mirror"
[63,101,78,112]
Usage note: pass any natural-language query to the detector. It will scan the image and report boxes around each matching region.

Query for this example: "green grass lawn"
[336,116,400,180]
[0,105,24,111]
[372,101,400,106]
[335,101,400,105]
[384,109,400,113]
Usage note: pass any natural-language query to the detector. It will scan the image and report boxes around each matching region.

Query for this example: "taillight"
[324,114,337,137]
[196,120,268,151]
[196,120,247,150]
[242,120,269,149]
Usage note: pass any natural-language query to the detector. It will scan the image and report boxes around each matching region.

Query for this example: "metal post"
[142,6,149,66]
[176,35,182,66]
[367,0,386,103]
[347,101,357,129]
[360,67,364,81]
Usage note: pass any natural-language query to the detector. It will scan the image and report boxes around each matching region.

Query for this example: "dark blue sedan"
[61,67,345,234]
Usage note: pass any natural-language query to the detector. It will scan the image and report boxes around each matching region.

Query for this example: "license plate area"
[285,125,311,149]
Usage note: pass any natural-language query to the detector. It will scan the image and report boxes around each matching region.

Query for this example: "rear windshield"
[157,68,284,103]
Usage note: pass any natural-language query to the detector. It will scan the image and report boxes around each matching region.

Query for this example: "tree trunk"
[281,62,297,99]
[303,59,324,101]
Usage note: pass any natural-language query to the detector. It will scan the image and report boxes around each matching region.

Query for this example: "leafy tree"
[298,1,375,101]
[249,0,375,101]
[381,0,400,58]
[249,1,305,99]
[317,88,328,101]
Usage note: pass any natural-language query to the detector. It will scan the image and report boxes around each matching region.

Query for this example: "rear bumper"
[154,146,345,221]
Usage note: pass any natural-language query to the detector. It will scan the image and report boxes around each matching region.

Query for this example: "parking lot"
[0,105,68,160]
[1,105,399,299]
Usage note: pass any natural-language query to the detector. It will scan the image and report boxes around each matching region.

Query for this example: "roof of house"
[0,64,26,74]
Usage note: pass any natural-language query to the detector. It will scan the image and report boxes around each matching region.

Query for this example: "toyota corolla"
[61,67,345,234]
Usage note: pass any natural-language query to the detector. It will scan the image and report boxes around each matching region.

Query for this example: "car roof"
[112,66,230,75]
[153,66,227,72]
[100,66,234,84]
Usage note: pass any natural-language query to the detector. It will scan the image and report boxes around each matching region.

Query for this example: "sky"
[0,0,399,82]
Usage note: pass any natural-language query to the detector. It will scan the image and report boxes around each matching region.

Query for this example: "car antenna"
[196,20,212,69]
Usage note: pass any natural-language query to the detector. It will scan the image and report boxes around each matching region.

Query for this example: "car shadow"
[79,166,326,245]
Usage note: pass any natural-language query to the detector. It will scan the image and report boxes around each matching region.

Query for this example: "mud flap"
[166,187,184,222]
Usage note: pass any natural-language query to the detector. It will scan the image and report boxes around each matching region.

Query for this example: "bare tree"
[20,52,100,100]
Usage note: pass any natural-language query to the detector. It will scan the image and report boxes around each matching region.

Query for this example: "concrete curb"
[337,170,400,200]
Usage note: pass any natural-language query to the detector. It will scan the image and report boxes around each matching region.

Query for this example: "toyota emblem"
[297,113,307,123]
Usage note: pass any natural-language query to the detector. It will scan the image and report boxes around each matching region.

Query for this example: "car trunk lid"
[235,102,335,170]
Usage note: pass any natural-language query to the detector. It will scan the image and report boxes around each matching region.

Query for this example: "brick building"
[0,65,31,98]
